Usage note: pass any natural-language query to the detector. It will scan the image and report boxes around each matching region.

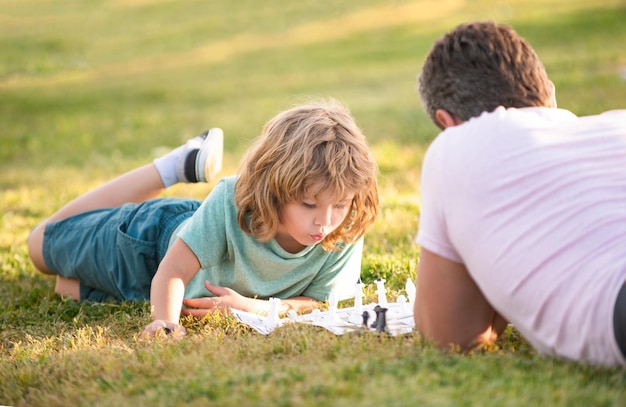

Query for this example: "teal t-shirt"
[175,176,363,302]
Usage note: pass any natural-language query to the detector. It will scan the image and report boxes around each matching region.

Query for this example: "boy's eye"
[335,199,353,209]
[302,202,316,209]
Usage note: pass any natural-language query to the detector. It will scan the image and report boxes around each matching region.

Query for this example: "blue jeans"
[42,198,200,301]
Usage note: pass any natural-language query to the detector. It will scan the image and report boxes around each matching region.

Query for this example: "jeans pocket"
[115,226,159,301]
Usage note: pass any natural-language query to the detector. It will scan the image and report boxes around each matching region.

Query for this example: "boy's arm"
[145,238,201,335]
[414,248,508,351]
[181,282,322,316]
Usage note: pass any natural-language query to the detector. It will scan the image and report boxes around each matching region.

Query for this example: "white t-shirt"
[417,107,626,366]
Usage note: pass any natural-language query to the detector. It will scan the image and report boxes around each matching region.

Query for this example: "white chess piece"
[266,297,281,327]
[348,279,365,324]
[328,291,340,322]
[375,278,387,307]
[405,278,416,304]
[397,294,409,314]
[353,278,364,313]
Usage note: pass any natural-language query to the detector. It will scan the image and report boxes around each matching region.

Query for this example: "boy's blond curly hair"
[235,99,379,251]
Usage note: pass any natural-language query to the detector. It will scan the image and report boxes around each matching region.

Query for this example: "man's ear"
[435,109,464,129]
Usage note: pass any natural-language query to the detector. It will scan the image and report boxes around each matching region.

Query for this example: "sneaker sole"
[196,127,223,182]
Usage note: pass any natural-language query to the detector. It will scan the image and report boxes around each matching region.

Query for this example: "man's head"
[418,21,555,129]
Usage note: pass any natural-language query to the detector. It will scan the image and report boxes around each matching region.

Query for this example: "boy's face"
[275,188,354,253]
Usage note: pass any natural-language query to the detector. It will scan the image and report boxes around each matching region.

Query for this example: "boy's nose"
[314,207,333,227]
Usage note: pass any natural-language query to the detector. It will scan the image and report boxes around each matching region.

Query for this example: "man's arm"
[414,248,508,351]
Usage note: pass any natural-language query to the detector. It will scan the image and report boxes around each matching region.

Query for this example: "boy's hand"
[140,319,186,339]
[181,281,249,317]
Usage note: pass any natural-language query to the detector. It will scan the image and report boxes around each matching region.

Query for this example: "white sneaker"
[175,128,223,183]
[196,127,223,182]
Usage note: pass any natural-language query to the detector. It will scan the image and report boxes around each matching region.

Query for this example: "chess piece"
[348,279,366,324]
[375,278,388,307]
[370,305,381,328]
[397,294,409,314]
[361,310,370,328]
[376,307,388,333]
[328,291,340,321]
[405,278,416,304]
[267,297,281,327]
[353,278,364,314]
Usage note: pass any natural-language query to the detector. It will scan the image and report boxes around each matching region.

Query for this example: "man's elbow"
[429,334,483,353]
[415,321,499,352]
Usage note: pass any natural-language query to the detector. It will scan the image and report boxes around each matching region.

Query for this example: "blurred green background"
[2,0,624,171]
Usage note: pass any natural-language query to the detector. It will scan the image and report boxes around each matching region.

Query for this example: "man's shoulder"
[595,109,626,121]
[447,107,578,138]
[478,106,574,124]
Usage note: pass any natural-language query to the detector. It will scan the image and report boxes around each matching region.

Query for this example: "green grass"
[1,0,626,405]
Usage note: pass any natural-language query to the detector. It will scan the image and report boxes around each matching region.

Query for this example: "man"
[414,21,626,367]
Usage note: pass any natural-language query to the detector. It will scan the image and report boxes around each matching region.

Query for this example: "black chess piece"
[361,311,370,328]
[376,307,388,333]
[370,305,381,328]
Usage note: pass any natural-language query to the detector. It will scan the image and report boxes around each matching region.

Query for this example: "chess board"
[230,278,416,336]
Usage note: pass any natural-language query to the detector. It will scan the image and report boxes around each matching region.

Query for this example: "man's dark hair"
[419,21,554,128]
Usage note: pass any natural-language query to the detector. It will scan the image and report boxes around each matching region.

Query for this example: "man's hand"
[181,281,250,317]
